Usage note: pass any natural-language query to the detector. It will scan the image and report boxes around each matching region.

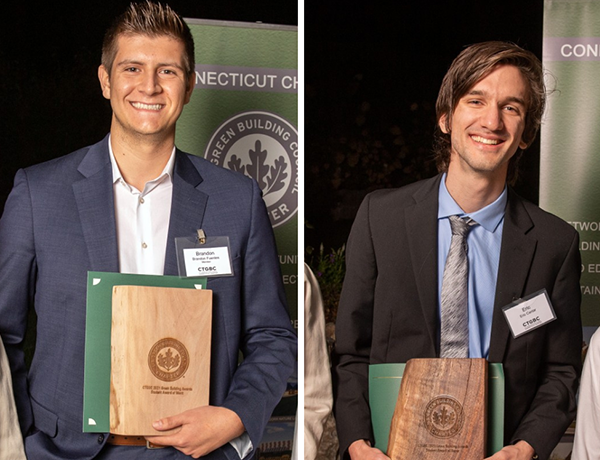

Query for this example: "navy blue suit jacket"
[0,136,297,459]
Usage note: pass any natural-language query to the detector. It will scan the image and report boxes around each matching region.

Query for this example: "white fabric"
[291,417,299,460]
[110,143,174,275]
[0,338,26,460]
[573,329,600,460]
[303,264,333,460]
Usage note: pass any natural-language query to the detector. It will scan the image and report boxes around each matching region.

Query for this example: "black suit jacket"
[333,174,582,460]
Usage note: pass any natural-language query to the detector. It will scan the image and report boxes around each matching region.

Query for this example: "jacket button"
[97,434,104,444]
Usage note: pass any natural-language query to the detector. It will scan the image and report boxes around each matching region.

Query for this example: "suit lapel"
[405,175,442,354]
[163,152,209,276]
[73,137,119,272]
[488,189,536,362]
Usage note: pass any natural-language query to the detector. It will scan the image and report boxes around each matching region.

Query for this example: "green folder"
[369,362,504,456]
[82,271,207,433]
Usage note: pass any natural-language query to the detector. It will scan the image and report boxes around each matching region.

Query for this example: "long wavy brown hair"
[434,41,546,185]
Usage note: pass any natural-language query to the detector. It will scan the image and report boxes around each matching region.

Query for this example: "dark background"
[0,0,297,215]
[304,1,545,254]
[1,1,545,254]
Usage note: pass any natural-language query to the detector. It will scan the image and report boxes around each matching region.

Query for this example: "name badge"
[502,289,556,338]
[183,246,232,277]
[175,232,234,278]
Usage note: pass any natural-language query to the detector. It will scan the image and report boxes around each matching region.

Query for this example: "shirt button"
[97,434,104,444]
[140,197,145,204]
[142,242,148,249]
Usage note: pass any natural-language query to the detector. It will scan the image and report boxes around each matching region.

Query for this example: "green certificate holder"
[82,271,207,433]
[369,362,505,457]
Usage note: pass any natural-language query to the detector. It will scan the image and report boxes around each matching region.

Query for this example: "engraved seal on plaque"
[424,395,464,438]
[148,338,190,382]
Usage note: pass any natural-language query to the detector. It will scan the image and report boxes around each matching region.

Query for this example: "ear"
[519,138,528,150]
[98,65,111,100]
[438,114,450,134]
[184,74,195,104]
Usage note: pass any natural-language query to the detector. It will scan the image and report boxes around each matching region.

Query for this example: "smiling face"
[98,33,193,143]
[441,64,529,183]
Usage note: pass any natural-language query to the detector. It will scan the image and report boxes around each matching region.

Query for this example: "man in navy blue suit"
[0,2,296,459]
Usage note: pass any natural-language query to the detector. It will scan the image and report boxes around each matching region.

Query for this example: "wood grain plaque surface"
[387,358,487,460]
[110,285,212,435]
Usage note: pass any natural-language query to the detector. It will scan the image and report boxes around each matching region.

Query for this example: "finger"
[145,426,188,449]
[153,415,183,431]
[144,435,172,447]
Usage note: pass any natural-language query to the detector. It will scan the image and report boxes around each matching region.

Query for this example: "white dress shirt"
[110,143,174,275]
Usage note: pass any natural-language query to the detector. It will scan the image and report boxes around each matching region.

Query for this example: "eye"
[504,105,521,114]
[467,99,483,106]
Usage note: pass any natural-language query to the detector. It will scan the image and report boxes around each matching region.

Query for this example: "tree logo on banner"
[205,111,298,228]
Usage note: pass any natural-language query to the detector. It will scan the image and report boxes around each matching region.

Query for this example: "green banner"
[176,20,298,329]
[541,0,600,326]
[175,19,298,456]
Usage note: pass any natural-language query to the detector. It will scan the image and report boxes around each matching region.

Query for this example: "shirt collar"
[108,135,176,190]
[438,173,507,233]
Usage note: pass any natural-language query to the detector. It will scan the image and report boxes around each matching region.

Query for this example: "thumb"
[152,414,182,431]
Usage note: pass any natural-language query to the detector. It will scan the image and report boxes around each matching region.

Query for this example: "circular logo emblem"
[205,111,298,228]
[424,396,464,438]
[148,338,189,382]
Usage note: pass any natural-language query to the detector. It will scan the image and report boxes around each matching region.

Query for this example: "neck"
[110,128,174,191]
[444,168,506,214]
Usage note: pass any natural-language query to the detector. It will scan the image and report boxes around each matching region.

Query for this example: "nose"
[139,71,161,95]
[481,105,503,131]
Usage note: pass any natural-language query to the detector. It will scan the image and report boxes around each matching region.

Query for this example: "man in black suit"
[334,41,582,460]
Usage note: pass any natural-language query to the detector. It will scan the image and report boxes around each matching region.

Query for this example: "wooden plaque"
[387,358,487,460]
[110,285,212,435]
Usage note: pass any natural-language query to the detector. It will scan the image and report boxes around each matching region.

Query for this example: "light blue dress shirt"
[437,174,507,358]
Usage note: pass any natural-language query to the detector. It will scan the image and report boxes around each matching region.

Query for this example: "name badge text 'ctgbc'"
[502,289,556,338]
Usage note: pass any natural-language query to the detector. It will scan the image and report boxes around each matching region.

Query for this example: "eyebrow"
[466,89,527,107]
[115,59,185,71]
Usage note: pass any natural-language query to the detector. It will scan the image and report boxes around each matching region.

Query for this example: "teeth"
[472,135,499,145]
[132,102,162,111]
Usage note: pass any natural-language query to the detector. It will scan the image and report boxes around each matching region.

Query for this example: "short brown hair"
[434,41,546,184]
[101,1,195,77]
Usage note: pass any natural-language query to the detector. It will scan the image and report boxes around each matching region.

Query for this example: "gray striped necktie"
[440,215,477,358]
